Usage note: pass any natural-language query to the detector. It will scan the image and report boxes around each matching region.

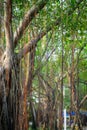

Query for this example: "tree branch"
[38,74,52,91]
[4,0,13,51]
[33,47,56,78]
[13,0,48,47]
[17,31,49,60]
[17,0,84,60]
[79,95,87,108]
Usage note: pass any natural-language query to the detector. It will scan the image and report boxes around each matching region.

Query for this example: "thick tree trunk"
[0,57,21,130]
[0,1,13,130]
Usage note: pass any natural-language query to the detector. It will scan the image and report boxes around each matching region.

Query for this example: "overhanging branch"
[17,30,51,60]
[13,0,49,47]
[17,0,84,60]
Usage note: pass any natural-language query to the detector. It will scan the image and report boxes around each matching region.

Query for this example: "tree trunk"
[70,44,83,130]
[22,45,36,130]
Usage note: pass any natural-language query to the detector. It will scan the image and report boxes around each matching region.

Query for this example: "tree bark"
[0,1,13,130]
[22,45,36,130]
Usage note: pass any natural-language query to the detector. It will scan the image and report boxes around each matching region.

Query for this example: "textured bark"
[4,0,13,95]
[0,1,13,130]
[0,1,20,130]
